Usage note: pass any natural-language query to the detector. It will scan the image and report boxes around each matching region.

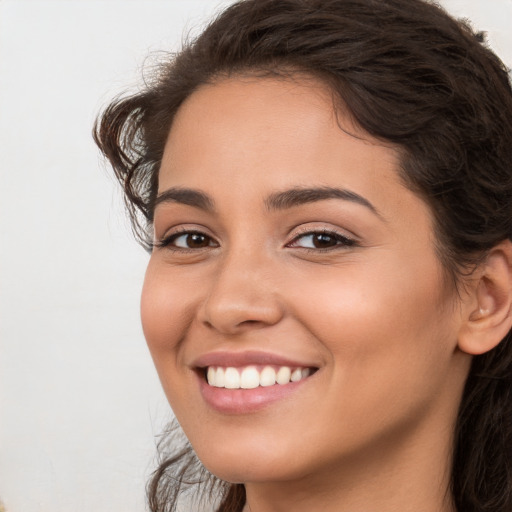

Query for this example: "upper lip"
[191,350,320,369]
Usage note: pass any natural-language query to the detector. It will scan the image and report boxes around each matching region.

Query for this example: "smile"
[193,351,320,413]
[206,365,312,389]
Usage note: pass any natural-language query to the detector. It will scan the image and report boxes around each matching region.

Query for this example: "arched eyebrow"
[154,185,382,219]
[154,187,215,212]
[265,186,382,218]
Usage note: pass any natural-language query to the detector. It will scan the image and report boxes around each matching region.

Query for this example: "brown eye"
[185,233,210,248]
[161,231,217,250]
[288,230,356,250]
[311,233,338,248]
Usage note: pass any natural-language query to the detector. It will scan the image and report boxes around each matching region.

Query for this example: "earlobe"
[458,240,512,356]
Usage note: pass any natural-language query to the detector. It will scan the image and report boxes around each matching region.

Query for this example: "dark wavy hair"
[93,0,512,510]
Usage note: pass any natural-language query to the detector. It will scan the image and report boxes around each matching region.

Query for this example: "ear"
[458,240,512,355]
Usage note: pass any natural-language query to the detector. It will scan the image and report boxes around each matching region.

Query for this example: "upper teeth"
[206,365,311,389]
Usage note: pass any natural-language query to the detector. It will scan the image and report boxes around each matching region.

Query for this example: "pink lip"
[197,374,311,414]
[191,350,320,415]
[191,350,317,369]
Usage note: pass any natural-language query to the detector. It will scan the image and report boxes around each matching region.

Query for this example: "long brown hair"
[94,1,512,510]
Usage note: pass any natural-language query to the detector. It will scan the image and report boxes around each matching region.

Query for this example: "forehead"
[160,76,401,196]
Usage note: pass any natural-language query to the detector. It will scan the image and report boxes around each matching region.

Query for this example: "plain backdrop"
[0,1,511,511]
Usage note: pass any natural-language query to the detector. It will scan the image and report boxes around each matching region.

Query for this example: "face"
[141,76,470,485]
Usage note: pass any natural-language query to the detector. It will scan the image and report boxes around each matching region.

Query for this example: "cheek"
[140,261,193,377]
[293,255,444,339]
[291,254,458,404]
[141,257,201,344]
[140,260,206,421]
[140,268,171,351]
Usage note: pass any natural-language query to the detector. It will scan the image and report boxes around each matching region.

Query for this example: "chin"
[190,431,310,484]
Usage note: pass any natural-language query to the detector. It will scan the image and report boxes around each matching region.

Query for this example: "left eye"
[288,231,355,249]
[158,231,217,250]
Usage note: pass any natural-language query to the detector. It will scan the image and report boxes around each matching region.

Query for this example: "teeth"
[260,366,276,387]
[290,368,303,382]
[276,366,291,385]
[207,366,216,386]
[240,366,260,389]
[214,367,225,388]
[224,367,240,389]
[205,365,313,389]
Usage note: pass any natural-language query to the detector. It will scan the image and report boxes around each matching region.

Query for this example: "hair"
[93,0,512,510]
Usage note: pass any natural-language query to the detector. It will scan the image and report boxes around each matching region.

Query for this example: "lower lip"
[197,374,311,414]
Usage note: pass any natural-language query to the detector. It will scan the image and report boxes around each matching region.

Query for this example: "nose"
[198,248,284,335]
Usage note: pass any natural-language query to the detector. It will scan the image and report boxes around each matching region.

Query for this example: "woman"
[94,0,512,510]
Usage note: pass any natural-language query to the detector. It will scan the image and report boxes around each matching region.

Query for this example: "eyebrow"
[154,187,215,212]
[265,186,381,217]
[154,185,381,218]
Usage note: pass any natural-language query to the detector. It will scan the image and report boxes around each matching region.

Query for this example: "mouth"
[203,364,317,389]
[192,351,320,413]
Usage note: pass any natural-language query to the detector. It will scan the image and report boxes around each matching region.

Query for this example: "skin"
[141,76,475,512]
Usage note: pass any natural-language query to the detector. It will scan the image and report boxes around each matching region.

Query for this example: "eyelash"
[154,228,218,252]
[154,227,357,253]
[286,228,357,251]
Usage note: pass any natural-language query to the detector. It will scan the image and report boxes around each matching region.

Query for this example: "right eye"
[156,230,218,250]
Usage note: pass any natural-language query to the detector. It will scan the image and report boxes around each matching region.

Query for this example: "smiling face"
[141,76,472,490]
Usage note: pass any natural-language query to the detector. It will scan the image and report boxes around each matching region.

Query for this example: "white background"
[0,1,511,511]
